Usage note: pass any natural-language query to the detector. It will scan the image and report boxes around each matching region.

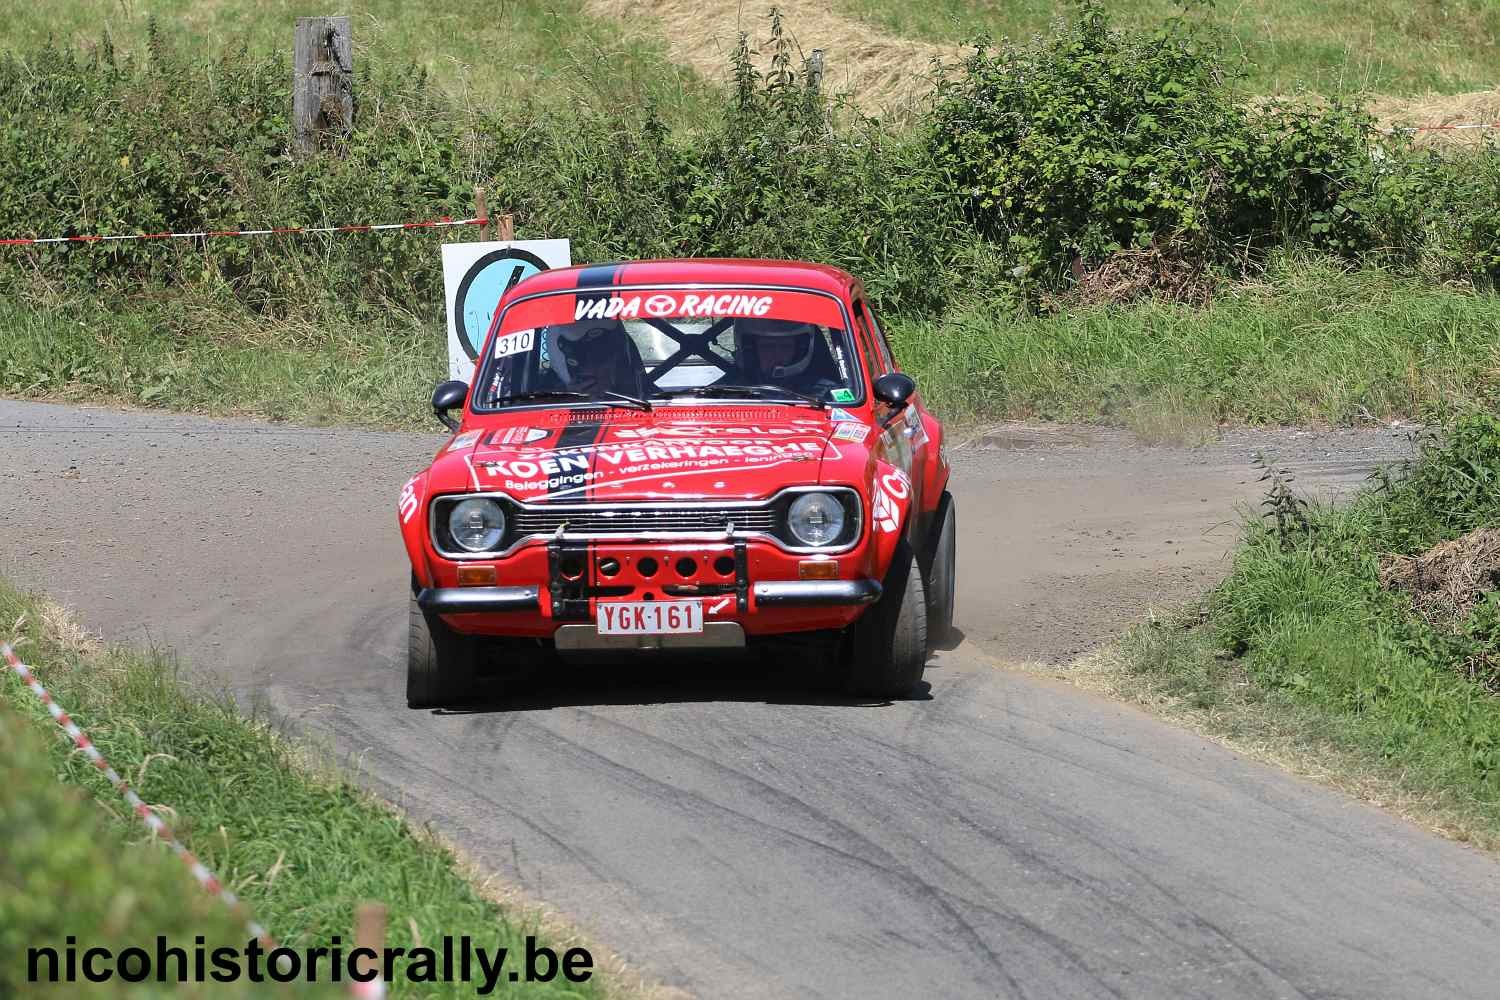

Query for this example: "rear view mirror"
[431,380,469,432]
[873,373,916,428]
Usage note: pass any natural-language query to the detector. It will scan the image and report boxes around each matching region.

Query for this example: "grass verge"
[892,260,1500,427]
[4,260,1496,430]
[0,295,442,428]
[0,582,619,997]
[4,0,714,126]
[1035,412,1500,851]
[0,699,319,996]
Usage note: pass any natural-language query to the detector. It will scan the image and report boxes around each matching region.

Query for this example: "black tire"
[925,493,956,644]
[407,591,477,709]
[847,540,929,698]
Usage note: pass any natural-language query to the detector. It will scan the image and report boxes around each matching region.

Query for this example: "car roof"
[509,259,859,300]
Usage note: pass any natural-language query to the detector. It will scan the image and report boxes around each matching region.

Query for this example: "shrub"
[926,0,1472,288]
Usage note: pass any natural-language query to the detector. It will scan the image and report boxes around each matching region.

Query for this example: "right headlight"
[447,497,507,552]
[786,492,848,547]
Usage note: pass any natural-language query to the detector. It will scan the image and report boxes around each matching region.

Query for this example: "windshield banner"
[499,287,846,333]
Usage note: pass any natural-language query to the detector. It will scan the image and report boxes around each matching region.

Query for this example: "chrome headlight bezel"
[439,497,508,554]
[784,491,850,548]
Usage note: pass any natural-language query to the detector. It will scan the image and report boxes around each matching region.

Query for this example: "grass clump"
[0,582,612,997]
[1072,411,1500,848]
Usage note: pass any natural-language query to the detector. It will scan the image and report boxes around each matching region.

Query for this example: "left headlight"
[447,497,507,552]
[786,492,847,547]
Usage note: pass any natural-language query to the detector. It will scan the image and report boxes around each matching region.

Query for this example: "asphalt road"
[4,399,1499,999]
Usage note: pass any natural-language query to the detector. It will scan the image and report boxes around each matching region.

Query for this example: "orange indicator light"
[798,559,839,580]
[457,565,497,586]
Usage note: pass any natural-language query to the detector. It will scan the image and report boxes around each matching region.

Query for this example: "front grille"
[512,505,779,537]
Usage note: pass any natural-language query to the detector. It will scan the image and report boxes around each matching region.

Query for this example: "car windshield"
[473,287,862,410]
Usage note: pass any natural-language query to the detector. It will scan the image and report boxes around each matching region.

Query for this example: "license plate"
[596,601,703,635]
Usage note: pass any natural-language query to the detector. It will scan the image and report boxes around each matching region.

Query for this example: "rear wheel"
[847,540,928,698]
[924,493,956,644]
[407,591,476,709]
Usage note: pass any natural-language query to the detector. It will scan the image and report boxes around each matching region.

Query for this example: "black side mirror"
[873,372,916,428]
[431,380,469,432]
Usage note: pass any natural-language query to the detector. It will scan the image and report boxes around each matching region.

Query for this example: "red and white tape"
[1,641,273,949]
[0,214,486,247]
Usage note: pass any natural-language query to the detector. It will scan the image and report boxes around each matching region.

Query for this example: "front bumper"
[417,580,879,615]
[421,532,882,638]
[752,580,881,606]
[417,586,541,614]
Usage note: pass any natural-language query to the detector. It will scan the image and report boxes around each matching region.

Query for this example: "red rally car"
[398,259,955,707]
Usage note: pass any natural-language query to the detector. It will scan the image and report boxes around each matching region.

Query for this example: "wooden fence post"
[807,49,825,93]
[349,901,387,997]
[293,16,354,153]
[474,186,490,241]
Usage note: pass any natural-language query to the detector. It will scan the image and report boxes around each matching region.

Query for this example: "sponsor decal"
[493,329,536,358]
[832,422,871,444]
[478,439,833,496]
[907,405,930,447]
[870,467,911,533]
[483,440,821,477]
[572,292,775,322]
[871,485,899,533]
[398,476,421,524]
[490,426,552,446]
[830,388,855,403]
[499,285,845,333]
[446,429,483,452]
[612,425,812,440]
[829,407,859,423]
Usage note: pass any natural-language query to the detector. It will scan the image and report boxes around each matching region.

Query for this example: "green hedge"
[0,5,1495,322]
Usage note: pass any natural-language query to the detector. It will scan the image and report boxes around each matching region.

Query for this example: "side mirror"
[431,380,469,432]
[873,372,916,428]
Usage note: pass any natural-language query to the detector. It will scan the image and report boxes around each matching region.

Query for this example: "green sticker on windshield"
[831,388,855,403]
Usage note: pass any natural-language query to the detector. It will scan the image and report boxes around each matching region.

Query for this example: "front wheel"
[846,540,929,698]
[407,591,476,709]
[925,493,956,644]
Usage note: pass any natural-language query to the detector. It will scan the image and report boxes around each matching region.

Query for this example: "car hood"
[432,405,873,503]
